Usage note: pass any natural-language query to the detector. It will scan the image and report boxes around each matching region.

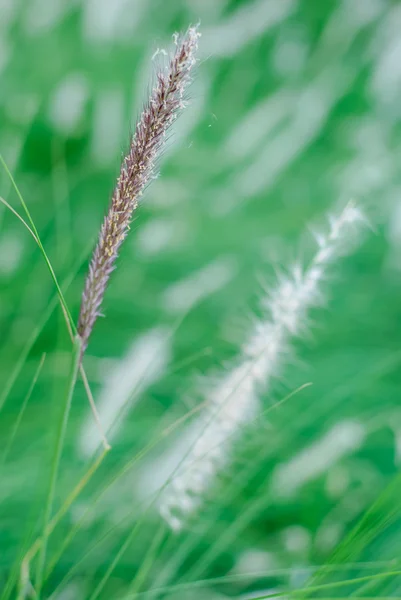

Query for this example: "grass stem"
[34,335,82,598]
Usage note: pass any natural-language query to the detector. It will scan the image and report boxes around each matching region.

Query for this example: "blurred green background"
[2,0,401,598]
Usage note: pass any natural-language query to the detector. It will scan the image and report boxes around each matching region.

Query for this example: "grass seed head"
[77,26,200,352]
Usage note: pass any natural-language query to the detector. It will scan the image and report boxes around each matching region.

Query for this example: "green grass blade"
[88,522,142,600]
[0,248,83,414]
[0,154,76,335]
[127,524,166,597]
[248,570,401,599]
[46,404,209,595]
[0,297,58,414]
[16,446,110,596]
[1,353,46,466]
[0,196,38,242]
[33,335,82,599]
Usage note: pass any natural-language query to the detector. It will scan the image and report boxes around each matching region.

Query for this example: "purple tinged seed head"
[77,26,200,353]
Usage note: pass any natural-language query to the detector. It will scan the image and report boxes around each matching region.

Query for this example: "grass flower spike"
[159,202,365,531]
[77,26,200,352]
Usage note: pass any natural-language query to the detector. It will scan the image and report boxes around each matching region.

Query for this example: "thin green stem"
[43,447,110,579]
[34,336,82,598]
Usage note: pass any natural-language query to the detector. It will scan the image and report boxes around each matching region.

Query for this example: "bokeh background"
[2,0,401,598]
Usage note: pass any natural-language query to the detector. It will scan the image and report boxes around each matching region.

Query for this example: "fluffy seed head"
[159,202,365,531]
[77,26,200,352]
[160,362,260,532]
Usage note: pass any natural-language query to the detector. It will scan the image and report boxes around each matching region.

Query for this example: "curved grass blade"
[60,383,311,599]
[0,196,38,242]
[117,562,398,599]
[174,352,401,588]
[0,186,110,448]
[0,154,76,335]
[149,384,312,593]
[19,447,109,596]
[46,402,212,597]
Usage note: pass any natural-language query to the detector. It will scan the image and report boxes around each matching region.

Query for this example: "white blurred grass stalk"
[79,327,171,457]
[159,202,365,531]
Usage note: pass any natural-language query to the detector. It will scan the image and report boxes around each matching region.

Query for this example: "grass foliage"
[1,0,401,598]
